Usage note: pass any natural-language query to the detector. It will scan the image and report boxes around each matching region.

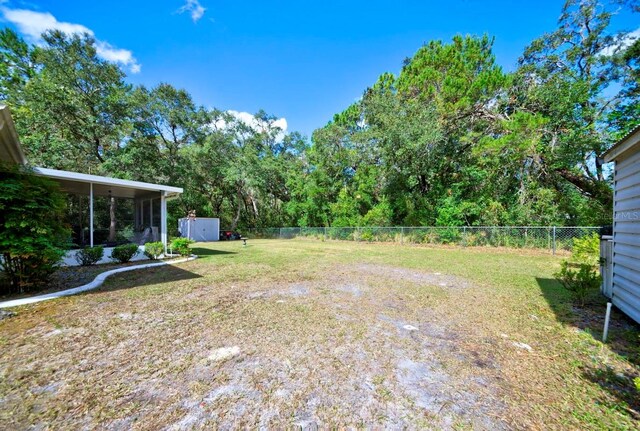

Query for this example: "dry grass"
[0,239,638,430]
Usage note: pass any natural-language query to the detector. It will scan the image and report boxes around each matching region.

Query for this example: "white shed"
[178,217,220,242]
[602,124,640,324]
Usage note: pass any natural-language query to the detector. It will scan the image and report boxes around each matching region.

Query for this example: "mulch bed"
[0,261,152,301]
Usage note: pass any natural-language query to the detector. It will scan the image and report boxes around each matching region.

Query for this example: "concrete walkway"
[0,256,198,309]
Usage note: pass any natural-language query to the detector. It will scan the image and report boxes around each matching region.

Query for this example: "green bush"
[555,261,601,306]
[111,243,139,263]
[553,232,602,305]
[75,246,104,266]
[144,241,164,260]
[171,237,194,256]
[359,230,374,242]
[571,233,600,266]
[0,164,70,293]
[437,227,461,244]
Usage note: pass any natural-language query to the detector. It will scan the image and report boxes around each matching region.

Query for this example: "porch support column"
[133,199,139,231]
[89,183,94,247]
[149,198,153,228]
[160,192,167,255]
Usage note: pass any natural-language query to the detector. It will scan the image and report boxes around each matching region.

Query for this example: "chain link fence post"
[552,226,556,255]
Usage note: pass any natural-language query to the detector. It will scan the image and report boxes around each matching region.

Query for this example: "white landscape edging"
[0,255,198,309]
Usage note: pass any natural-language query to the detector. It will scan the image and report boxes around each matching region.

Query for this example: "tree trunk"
[250,193,259,219]
[108,196,117,243]
[556,168,613,210]
[230,190,243,231]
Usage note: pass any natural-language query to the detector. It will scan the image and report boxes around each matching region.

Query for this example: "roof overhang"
[33,167,183,200]
[603,124,640,163]
[0,105,27,165]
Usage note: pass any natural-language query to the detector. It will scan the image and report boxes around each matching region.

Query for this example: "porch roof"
[33,167,183,200]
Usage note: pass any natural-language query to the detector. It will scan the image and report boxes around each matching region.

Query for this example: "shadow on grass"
[191,247,237,257]
[537,277,640,418]
[79,244,240,295]
[80,263,203,295]
[581,365,640,421]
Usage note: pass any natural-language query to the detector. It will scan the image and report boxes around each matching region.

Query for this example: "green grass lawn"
[1,239,638,429]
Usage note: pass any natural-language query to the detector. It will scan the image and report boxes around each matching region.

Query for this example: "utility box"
[178,217,220,242]
[600,235,613,299]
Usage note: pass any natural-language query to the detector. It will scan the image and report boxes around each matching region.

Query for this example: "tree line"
[1,0,638,231]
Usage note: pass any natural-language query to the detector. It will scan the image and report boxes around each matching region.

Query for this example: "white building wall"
[178,218,220,242]
[612,148,640,324]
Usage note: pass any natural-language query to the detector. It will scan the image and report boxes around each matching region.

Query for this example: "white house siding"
[612,147,640,324]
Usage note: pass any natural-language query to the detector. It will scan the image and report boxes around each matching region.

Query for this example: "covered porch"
[33,168,183,253]
[1,104,184,266]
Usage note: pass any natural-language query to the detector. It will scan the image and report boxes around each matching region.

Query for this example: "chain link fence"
[245,226,601,253]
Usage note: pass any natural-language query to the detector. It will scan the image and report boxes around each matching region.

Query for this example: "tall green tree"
[18,31,131,170]
[0,28,35,107]
[505,0,639,217]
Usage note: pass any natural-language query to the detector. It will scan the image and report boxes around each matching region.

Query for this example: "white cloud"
[95,41,141,73]
[213,110,288,139]
[130,63,142,74]
[2,8,91,37]
[0,7,141,73]
[228,110,288,134]
[600,28,640,56]
[178,0,206,23]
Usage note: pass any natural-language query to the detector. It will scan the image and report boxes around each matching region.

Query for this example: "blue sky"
[1,1,638,137]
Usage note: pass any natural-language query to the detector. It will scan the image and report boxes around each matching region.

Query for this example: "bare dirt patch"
[1,240,637,430]
[170,264,508,429]
[351,263,475,289]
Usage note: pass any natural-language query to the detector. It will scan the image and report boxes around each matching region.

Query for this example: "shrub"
[75,246,104,266]
[571,233,600,266]
[421,231,439,244]
[437,227,461,244]
[362,198,393,226]
[359,230,374,242]
[555,261,601,306]
[144,241,164,260]
[553,232,602,305]
[111,243,139,263]
[0,164,70,293]
[171,237,194,256]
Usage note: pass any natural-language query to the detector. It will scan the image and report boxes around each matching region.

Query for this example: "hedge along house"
[0,106,183,264]
[602,124,640,324]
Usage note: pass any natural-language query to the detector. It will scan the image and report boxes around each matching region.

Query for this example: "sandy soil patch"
[1,241,637,430]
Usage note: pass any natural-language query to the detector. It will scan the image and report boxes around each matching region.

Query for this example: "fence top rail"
[260,226,601,229]
[385,226,598,229]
